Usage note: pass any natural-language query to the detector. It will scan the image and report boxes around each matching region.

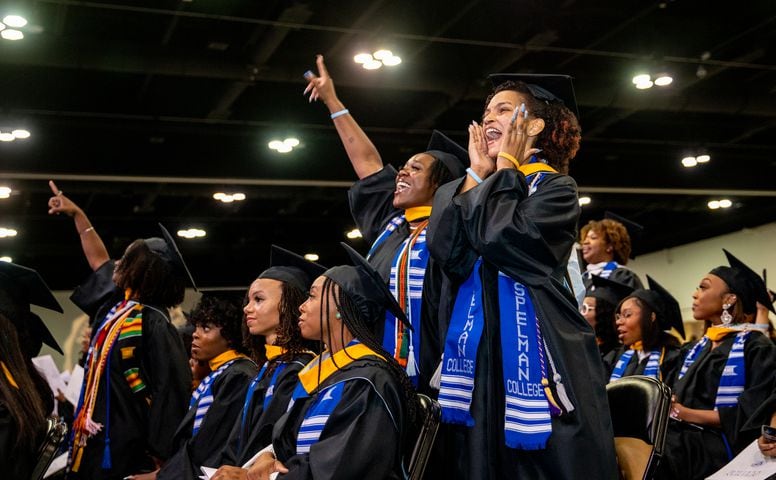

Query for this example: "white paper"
[707,438,776,479]
[32,355,67,397]
[64,365,85,406]
[43,452,68,478]
[200,444,278,480]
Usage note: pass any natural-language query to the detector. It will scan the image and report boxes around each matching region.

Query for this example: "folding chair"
[607,375,671,480]
[407,393,441,480]
[30,417,68,480]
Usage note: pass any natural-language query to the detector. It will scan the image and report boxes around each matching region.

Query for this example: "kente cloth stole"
[678,329,749,408]
[70,300,144,472]
[439,164,573,450]
[609,346,664,382]
[382,218,429,385]
[291,342,385,454]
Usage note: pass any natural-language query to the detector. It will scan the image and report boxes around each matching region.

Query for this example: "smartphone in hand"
[762,425,776,442]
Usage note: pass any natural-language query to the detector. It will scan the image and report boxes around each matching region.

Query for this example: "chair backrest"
[30,417,68,480]
[607,375,671,480]
[407,393,441,480]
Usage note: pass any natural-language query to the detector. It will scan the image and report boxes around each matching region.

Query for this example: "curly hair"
[189,291,247,354]
[580,219,632,265]
[115,240,186,308]
[486,80,581,174]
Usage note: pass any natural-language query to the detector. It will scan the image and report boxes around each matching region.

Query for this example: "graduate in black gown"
[303,55,467,394]
[243,244,417,480]
[210,247,324,479]
[427,74,618,479]
[0,261,64,415]
[659,250,776,480]
[581,271,636,356]
[157,291,257,479]
[47,183,192,480]
[0,312,48,480]
[580,212,644,290]
[603,275,683,383]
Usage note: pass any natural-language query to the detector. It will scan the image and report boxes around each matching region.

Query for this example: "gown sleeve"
[427,178,480,282]
[279,379,404,480]
[140,310,192,461]
[347,166,401,245]
[451,169,580,286]
[69,260,119,319]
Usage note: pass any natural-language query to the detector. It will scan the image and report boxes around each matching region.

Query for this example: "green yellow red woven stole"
[70,295,147,472]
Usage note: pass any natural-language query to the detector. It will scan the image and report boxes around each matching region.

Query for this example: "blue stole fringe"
[678,331,749,408]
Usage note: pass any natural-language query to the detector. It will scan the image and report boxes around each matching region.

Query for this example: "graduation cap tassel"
[406,343,418,378]
[101,439,112,470]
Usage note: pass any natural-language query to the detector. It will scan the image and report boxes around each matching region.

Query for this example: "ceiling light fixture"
[213,192,246,203]
[345,228,362,239]
[177,228,206,239]
[304,253,320,262]
[653,74,673,86]
[11,129,30,139]
[707,199,732,210]
[578,196,591,206]
[0,186,11,199]
[0,227,18,238]
[2,15,27,28]
[681,156,698,168]
[268,137,300,153]
[695,154,710,163]
[632,71,672,90]
[0,28,23,40]
[353,50,402,70]
[0,256,12,262]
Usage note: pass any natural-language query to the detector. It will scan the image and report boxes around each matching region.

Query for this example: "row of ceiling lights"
[0,129,31,141]
[579,195,734,211]
[681,154,711,168]
[1,14,28,41]
[632,73,673,90]
[353,50,402,70]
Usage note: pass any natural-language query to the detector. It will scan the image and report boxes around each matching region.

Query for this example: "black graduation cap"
[710,249,775,315]
[144,223,197,290]
[323,243,410,329]
[0,261,64,354]
[604,211,644,258]
[488,73,579,118]
[426,130,468,178]
[589,274,635,308]
[628,275,685,338]
[259,245,327,292]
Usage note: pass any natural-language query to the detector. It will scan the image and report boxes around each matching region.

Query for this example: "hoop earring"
[721,303,733,325]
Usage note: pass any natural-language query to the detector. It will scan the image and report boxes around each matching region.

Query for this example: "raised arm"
[47,180,110,271]
[303,55,383,179]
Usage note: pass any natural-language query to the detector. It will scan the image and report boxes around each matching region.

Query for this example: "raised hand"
[47,180,82,217]
[497,104,535,170]
[468,121,495,179]
[303,55,338,106]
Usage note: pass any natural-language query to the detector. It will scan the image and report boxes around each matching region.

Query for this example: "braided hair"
[318,277,419,427]
[487,80,581,174]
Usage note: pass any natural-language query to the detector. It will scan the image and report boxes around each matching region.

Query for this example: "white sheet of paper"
[707,438,776,479]
[64,365,85,406]
[32,355,67,396]
[200,444,278,480]
[43,452,68,478]
[199,466,217,479]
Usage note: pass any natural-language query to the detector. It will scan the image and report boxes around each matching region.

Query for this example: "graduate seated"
[658,250,776,480]
[0,313,49,480]
[155,291,258,480]
[583,273,636,357]
[210,247,323,477]
[241,244,418,480]
[603,275,684,384]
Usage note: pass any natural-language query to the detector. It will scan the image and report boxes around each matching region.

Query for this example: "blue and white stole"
[189,350,243,436]
[439,161,570,450]
[237,345,288,451]
[609,343,663,382]
[584,261,620,280]
[678,327,749,409]
[291,342,384,454]
[367,207,431,385]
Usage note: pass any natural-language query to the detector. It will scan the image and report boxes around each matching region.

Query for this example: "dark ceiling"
[1,0,775,289]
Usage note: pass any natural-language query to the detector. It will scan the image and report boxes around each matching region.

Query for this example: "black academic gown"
[583,266,643,291]
[427,169,619,480]
[68,261,192,480]
[157,357,257,480]
[348,165,447,396]
[216,353,314,467]
[602,343,681,384]
[658,332,776,480]
[272,356,407,480]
